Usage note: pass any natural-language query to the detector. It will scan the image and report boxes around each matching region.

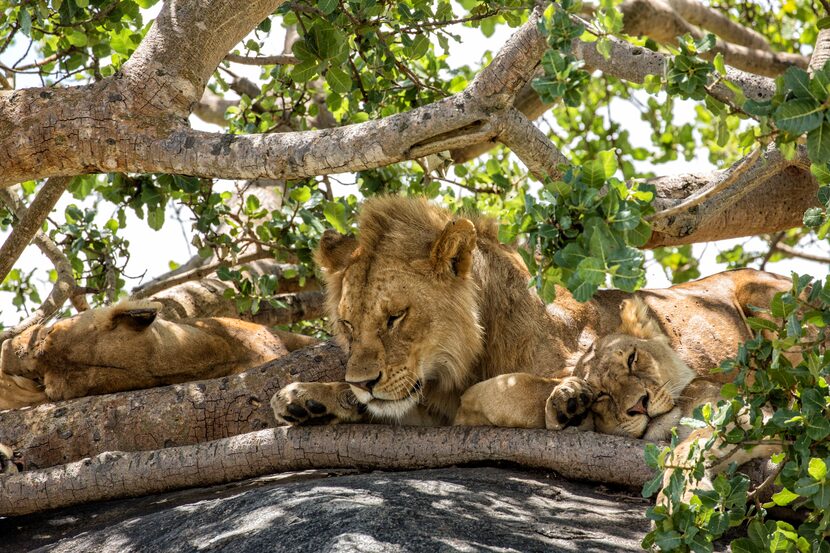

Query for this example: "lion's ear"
[109,304,159,331]
[430,218,477,278]
[619,298,663,340]
[315,230,358,272]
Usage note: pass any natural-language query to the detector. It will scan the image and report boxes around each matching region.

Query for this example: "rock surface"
[4,466,662,552]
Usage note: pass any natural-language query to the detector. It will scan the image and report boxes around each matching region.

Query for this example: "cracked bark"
[0,424,777,518]
[0,343,346,472]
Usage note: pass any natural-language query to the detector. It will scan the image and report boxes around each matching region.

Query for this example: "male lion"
[271,196,790,427]
[0,300,288,410]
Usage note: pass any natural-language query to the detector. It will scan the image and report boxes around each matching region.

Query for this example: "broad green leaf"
[326,66,352,94]
[406,34,430,60]
[808,121,830,164]
[783,66,814,100]
[771,488,799,506]
[323,202,348,234]
[774,99,823,135]
[809,458,827,481]
[318,0,337,15]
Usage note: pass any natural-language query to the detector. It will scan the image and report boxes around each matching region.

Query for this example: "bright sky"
[0,11,827,327]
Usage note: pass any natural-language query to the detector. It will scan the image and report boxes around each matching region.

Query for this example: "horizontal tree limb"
[0,425,659,517]
[0,343,346,471]
[666,0,772,51]
[620,0,806,77]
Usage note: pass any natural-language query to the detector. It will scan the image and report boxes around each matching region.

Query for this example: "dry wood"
[0,186,86,344]
[0,425,656,516]
[0,178,70,285]
[0,343,346,471]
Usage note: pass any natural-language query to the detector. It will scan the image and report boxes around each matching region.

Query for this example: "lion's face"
[575,298,695,439]
[315,198,484,421]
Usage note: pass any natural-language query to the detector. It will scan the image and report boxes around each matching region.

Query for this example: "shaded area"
[3,466,670,552]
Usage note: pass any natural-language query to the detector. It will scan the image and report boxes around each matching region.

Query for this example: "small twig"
[224,53,300,65]
[131,250,273,299]
[759,232,786,271]
[773,243,830,264]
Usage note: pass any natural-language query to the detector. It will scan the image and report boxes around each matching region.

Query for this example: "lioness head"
[575,297,695,439]
[315,197,486,421]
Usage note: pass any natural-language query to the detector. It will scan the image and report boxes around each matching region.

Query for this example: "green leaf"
[147,207,165,231]
[323,202,348,234]
[317,0,337,15]
[747,317,778,332]
[576,256,606,285]
[713,52,725,75]
[326,66,352,94]
[290,186,311,204]
[809,458,827,481]
[771,488,799,506]
[774,99,824,135]
[804,207,825,228]
[783,66,814,100]
[596,37,612,60]
[808,121,830,164]
[806,416,830,441]
[291,59,319,83]
[581,159,608,188]
[406,34,430,60]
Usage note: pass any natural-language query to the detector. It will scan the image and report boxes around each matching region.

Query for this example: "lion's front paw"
[545,376,595,431]
[271,382,366,426]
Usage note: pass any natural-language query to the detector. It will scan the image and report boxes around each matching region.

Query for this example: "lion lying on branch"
[0,300,288,410]
[272,196,790,428]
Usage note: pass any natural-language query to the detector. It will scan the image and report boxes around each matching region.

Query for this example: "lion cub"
[454,298,721,441]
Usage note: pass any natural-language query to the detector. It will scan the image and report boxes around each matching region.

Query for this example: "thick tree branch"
[497,108,568,180]
[810,29,830,75]
[665,0,771,51]
[0,425,658,517]
[620,0,807,78]
[121,0,286,118]
[0,177,70,286]
[0,343,346,471]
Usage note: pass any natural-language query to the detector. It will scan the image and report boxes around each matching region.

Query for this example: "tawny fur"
[0,300,289,410]
[273,196,791,427]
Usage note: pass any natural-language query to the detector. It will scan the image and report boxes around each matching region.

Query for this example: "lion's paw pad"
[546,377,594,430]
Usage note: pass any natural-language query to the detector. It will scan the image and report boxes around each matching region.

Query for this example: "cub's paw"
[545,376,595,431]
[0,443,22,475]
[271,382,366,426]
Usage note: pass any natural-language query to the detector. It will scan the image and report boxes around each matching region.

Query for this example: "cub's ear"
[619,297,663,340]
[430,218,477,278]
[315,229,358,272]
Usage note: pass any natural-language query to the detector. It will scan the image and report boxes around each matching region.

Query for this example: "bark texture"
[0,343,346,470]
[0,425,657,516]
[0,1,816,247]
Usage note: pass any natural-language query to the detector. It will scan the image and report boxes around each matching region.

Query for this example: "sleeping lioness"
[272,196,790,428]
[453,297,723,441]
[0,300,288,410]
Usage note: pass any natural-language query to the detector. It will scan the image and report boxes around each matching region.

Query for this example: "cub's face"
[316,218,482,422]
[574,298,695,439]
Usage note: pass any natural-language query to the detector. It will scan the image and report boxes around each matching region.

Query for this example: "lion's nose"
[348,372,382,393]
[626,393,649,417]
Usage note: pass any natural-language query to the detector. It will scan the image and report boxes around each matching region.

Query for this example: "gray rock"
[4,467,657,552]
